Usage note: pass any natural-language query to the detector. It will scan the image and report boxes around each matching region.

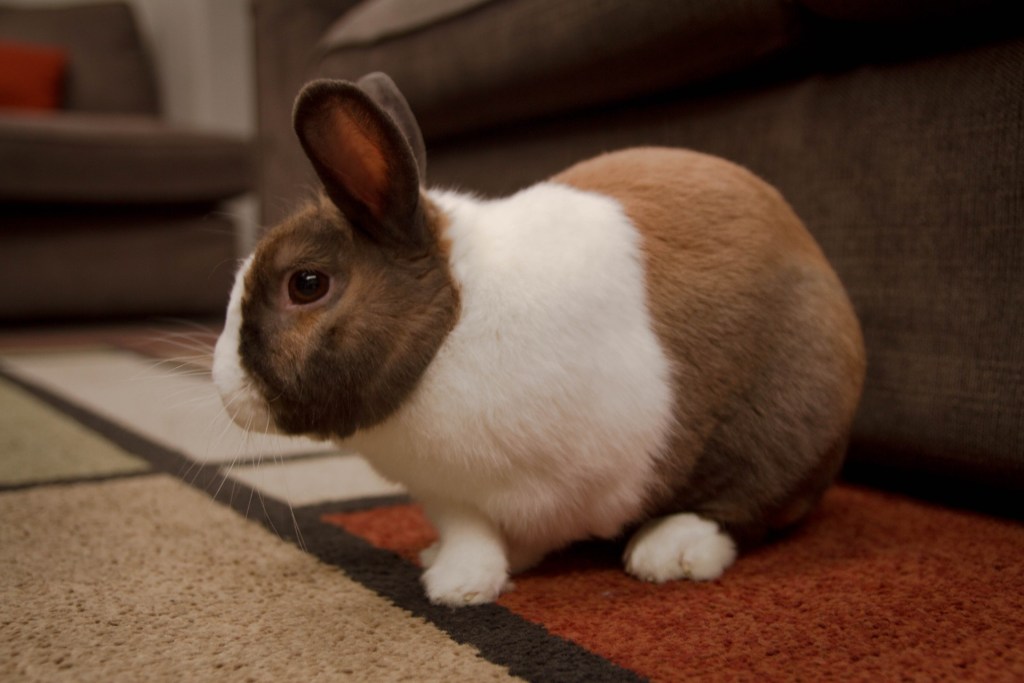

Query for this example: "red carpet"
[327,486,1024,682]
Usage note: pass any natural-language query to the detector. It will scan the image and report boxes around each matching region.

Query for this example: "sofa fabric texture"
[0,113,253,204]
[1,207,237,319]
[253,0,1022,494]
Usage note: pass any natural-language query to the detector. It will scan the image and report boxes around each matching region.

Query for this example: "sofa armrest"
[252,0,361,226]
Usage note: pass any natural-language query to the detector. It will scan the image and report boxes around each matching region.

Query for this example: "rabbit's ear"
[357,72,427,185]
[293,78,426,250]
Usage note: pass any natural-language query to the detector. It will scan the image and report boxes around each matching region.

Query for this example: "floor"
[2,319,1023,681]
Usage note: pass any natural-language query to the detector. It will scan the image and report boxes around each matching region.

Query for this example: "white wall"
[132,0,260,251]
[133,0,255,135]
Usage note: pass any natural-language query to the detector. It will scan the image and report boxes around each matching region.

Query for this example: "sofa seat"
[0,112,252,204]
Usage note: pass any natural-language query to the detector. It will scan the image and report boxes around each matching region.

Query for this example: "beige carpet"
[1,477,514,682]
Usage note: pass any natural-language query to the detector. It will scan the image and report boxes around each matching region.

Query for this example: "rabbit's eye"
[288,270,330,305]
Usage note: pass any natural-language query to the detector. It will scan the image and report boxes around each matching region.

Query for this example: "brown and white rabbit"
[213,73,866,607]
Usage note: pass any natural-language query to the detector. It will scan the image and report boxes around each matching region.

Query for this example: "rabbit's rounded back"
[555,148,866,544]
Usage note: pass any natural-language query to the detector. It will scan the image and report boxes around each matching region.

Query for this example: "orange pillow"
[0,40,68,111]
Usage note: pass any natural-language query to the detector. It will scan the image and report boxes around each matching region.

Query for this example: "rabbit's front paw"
[421,551,509,606]
[624,513,736,582]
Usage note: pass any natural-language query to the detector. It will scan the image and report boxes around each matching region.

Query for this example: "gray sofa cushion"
[0,2,158,115]
[317,0,802,140]
[0,113,253,204]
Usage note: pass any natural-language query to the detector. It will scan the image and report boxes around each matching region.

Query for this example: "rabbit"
[212,72,866,607]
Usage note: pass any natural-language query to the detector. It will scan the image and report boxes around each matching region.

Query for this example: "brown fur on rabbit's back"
[553,148,866,546]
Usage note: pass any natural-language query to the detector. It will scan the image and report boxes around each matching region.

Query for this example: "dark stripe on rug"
[0,468,155,492]
[0,366,645,683]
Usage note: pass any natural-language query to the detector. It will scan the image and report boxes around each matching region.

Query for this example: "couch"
[251,0,1022,509]
[0,1,253,320]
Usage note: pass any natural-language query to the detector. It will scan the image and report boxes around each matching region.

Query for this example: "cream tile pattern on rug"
[1,350,333,464]
[229,455,405,507]
[0,378,149,486]
[0,348,405,508]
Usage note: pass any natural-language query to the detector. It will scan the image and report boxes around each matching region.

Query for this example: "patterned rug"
[1,323,1022,682]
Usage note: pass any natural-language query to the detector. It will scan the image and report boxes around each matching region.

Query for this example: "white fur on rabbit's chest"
[347,183,676,550]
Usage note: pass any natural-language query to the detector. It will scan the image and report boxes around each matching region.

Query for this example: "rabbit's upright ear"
[357,72,427,185]
[293,78,426,250]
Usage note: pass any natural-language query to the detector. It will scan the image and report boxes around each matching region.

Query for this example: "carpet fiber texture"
[0,326,1022,682]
